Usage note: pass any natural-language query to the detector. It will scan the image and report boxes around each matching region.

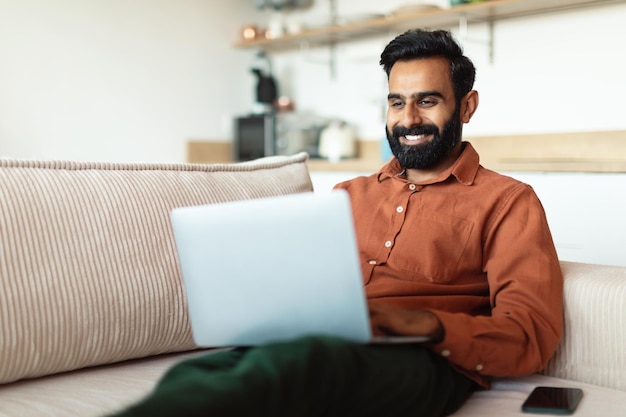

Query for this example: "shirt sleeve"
[427,184,563,378]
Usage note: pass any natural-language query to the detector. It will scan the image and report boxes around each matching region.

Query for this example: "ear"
[460,90,479,123]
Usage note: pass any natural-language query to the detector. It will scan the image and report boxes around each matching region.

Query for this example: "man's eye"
[390,101,404,108]
[418,99,437,107]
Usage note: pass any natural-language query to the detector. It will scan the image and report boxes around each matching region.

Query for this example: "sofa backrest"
[0,153,313,384]
[543,261,626,391]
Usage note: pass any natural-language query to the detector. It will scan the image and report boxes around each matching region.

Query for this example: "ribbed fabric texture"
[0,153,313,384]
[542,261,626,391]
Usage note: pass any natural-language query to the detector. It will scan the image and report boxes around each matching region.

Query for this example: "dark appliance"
[234,114,276,161]
[251,68,277,105]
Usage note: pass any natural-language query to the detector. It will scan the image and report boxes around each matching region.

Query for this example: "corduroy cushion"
[0,153,313,384]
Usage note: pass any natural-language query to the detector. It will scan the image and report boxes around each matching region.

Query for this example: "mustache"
[392,124,440,138]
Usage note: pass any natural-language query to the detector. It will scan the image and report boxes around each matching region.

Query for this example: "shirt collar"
[377,141,480,186]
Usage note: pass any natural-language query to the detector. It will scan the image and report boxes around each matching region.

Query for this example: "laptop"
[170,189,430,347]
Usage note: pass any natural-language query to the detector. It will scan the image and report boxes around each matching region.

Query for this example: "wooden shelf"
[234,0,623,51]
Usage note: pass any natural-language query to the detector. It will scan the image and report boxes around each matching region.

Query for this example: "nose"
[401,104,423,128]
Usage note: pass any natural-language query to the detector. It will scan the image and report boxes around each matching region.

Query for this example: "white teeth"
[405,134,423,141]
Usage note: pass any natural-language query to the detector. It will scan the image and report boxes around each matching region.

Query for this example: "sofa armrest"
[541,261,626,391]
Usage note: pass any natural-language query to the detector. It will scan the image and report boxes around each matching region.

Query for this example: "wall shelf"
[234,0,624,52]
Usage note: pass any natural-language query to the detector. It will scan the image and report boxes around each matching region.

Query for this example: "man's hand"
[368,302,445,343]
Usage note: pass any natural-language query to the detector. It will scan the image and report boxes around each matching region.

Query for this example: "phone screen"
[521,386,583,414]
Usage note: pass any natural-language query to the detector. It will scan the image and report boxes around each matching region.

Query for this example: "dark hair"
[380,29,476,102]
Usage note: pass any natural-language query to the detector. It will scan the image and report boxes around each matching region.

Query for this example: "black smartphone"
[521,386,583,415]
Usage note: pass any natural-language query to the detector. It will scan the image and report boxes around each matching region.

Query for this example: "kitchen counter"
[187,130,626,173]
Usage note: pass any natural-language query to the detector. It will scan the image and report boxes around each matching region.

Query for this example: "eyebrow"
[387,90,444,101]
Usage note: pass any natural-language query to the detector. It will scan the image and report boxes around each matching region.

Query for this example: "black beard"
[386,108,462,170]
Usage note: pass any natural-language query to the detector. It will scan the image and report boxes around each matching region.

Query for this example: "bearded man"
[110,29,563,417]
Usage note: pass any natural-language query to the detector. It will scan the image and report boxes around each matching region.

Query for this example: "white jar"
[318,121,356,162]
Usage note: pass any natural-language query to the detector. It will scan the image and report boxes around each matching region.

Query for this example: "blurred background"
[1,0,624,162]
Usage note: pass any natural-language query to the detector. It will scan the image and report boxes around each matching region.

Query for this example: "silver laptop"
[171,190,429,347]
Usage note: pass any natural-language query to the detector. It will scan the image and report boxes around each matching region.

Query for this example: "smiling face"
[386,57,477,180]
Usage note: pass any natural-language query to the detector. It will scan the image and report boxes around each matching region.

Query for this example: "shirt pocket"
[389,213,474,283]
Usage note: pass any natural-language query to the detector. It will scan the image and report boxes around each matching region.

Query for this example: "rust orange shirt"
[334,142,563,388]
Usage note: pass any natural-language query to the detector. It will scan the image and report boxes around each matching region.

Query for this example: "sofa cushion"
[0,153,313,384]
[0,351,208,417]
[451,374,626,416]
[1,353,625,417]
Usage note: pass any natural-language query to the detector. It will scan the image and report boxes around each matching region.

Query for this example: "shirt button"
[475,364,484,371]
[368,260,377,265]
[409,184,416,191]
[396,206,403,213]
[384,240,392,248]
[441,349,451,357]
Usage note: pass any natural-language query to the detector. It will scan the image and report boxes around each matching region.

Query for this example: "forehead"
[388,57,453,95]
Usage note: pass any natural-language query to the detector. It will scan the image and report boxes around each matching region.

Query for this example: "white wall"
[510,172,626,267]
[0,0,258,162]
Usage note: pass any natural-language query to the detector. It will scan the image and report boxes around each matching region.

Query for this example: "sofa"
[0,152,624,417]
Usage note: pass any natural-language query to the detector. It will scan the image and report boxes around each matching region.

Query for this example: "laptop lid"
[170,190,372,347]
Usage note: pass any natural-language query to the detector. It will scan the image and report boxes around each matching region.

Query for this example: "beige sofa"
[0,153,624,417]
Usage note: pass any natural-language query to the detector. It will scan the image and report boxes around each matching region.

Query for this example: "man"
[110,29,563,417]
